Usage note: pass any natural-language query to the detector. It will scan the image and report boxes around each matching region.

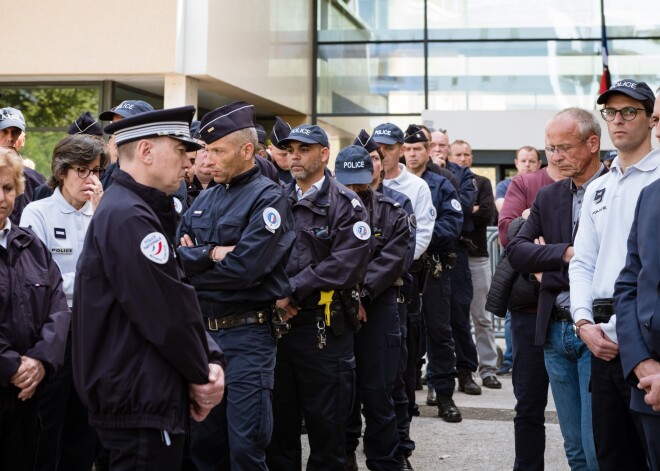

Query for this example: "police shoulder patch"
[429,207,437,220]
[140,232,170,265]
[451,199,462,211]
[263,207,281,233]
[173,197,183,214]
[409,214,417,229]
[353,221,371,240]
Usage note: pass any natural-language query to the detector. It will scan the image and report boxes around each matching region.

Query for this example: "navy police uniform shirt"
[421,170,463,253]
[379,184,416,272]
[177,165,295,317]
[285,168,371,306]
[360,190,410,306]
[446,161,476,233]
[72,169,222,433]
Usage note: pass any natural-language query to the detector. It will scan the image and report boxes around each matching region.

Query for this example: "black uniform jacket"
[177,165,295,317]
[0,225,69,398]
[285,168,370,306]
[72,170,223,433]
[361,190,410,306]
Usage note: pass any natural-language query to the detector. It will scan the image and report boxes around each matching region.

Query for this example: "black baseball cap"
[104,105,201,152]
[334,145,373,186]
[372,123,404,145]
[597,79,656,107]
[278,124,329,148]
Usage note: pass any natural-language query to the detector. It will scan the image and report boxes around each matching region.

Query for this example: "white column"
[163,74,198,114]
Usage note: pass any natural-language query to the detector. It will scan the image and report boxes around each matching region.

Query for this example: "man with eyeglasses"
[569,79,658,470]
[508,108,606,470]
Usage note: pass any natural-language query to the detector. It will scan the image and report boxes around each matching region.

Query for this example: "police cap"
[189,120,201,140]
[198,101,255,145]
[104,105,202,151]
[334,145,373,186]
[353,129,380,154]
[255,124,267,146]
[372,123,403,145]
[403,124,428,144]
[0,107,26,132]
[99,100,154,121]
[601,149,617,162]
[278,124,329,148]
[270,116,292,149]
[597,79,656,107]
[67,112,103,136]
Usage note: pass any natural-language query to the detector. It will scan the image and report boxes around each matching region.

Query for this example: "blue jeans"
[544,320,598,471]
[502,311,513,368]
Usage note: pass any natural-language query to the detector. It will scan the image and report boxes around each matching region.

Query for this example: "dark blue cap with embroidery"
[597,79,655,106]
[353,129,380,154]
[278,124,329,148]
[334,145,373,185]
[99,100,154,121]
[198,101,255,144]
[104,105,201,151]
[67,112,103,136]
[372,123,404,145]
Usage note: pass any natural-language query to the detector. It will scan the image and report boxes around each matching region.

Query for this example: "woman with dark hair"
[20,133,107,471]
[0,147,69,471]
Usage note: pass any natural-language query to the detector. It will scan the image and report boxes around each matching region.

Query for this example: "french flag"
[600,23,612,94]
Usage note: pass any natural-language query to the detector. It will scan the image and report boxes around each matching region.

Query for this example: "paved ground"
[302,364,570,470]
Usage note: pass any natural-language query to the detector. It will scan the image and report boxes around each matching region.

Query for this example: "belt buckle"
[206,318,219,332]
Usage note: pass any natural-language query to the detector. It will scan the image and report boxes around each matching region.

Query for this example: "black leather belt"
[289,307,325,326]
[550,306,573,322]
[204,310,269,331]
[593,298,615,324]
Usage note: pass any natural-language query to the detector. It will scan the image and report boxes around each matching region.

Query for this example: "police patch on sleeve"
[173,197,183,214]
[353,221,371,240]
[140,232,170,265]
[451,199,462,211]
[263,207,281,233]
[429,207,437,220]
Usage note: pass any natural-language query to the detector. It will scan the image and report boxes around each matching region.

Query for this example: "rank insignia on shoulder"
[351,198,361,208]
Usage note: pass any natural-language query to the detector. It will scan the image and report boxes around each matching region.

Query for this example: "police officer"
[403,125,464,421]
[354,129,418,469]
[72,106,225,471]
[266,124,371,471]
[337,146,410,471]
[177,101,295,471]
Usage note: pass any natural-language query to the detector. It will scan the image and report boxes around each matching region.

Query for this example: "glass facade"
[316,0,660,120]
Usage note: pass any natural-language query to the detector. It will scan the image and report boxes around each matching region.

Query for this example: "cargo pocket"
[255,369,275,449]
[386,331,402,348]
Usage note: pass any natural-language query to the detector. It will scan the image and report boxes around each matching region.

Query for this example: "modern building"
[4,0,659,181]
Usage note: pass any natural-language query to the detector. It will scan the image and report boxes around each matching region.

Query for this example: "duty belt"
[592,298,615,324]
[550,306,573,322]
[204,310,269,331]
[288,307,325,326]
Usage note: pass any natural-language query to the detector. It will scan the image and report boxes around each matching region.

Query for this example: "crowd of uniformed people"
[0,76,659,471]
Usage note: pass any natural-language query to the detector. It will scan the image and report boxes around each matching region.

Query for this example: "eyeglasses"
[600,107,646,122]
[74,167,105,179]
[544,139,587,157]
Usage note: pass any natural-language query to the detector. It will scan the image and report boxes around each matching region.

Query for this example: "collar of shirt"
[52,187,93,216]
[610,148,660,178]
[384,164,409,186]
[0,218,12,249]
[296,176,325,201]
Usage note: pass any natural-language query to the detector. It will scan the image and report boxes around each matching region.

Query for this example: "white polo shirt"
[20,187,93,307]
[383,163,434,259]
[570,148,660,343]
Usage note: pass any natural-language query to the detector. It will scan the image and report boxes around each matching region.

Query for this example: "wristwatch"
[574,320,593,338]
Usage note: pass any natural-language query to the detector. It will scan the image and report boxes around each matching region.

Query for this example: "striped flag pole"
[600,0,612,93]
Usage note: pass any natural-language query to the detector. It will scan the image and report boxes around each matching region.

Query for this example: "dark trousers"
[403,274,422,417]
[190,324,276,471]
[450,246,478,372]
[0,394,38,471]
[266,324,355,471]
[35,333,99,471]
[591,355,649,471]
[393,300,415,459]
[422,268,456,397]
[641,414,660,470]
[96,427,185,471]
[511,310,548,471]
[346,288,401,471]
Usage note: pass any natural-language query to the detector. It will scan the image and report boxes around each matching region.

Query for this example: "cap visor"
[99,109,134,121]
[278,136,326,147]
[372,136,398,145]
[597,89,649,104]
[335,170,373,186]
[0,120,25,132]
[171,135,203,152]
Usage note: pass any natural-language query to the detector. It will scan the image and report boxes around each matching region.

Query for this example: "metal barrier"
[486,226,506,338]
